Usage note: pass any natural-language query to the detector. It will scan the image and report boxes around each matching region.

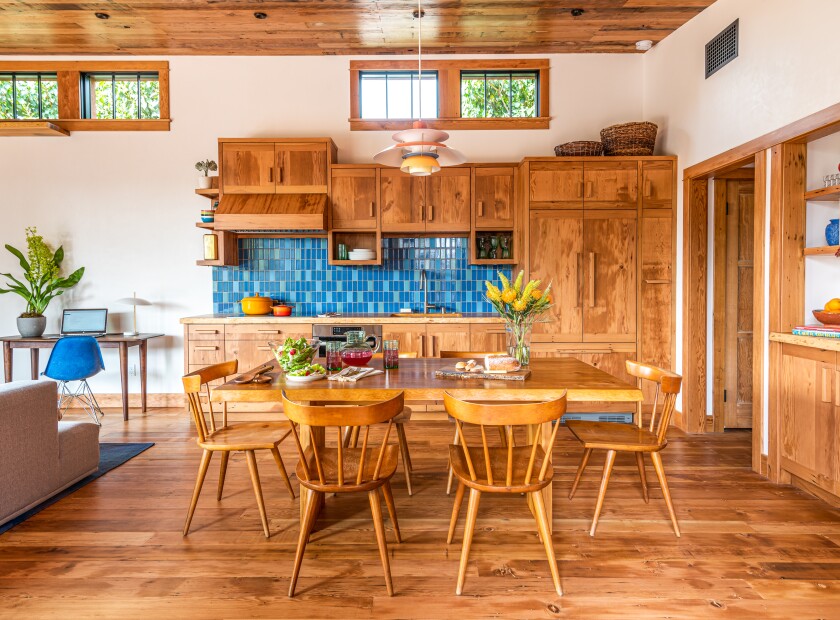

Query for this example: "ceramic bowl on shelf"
[813,309,840,325]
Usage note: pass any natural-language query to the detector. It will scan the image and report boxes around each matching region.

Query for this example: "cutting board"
[435,365,531,381]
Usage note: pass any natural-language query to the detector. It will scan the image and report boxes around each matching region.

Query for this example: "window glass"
[0,73,58,119]
[360,71,438,119]
[83,73,160,119]
[460,71,538,118]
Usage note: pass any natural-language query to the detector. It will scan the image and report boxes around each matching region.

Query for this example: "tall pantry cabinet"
[520,156,676,402]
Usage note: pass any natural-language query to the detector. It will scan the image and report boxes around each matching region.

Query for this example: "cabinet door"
[529,162,583,210]
[529,210,583,341]
[382,324,427,357]
[469,324,508,354]
[380,169,426,232]
[427,168,471,233]
[189,342,224,366]
[275,143,328,193]
[641,161,674,209]
[224,340,275,373]
[330,168,378,230]
[583,161,638,209]
[473,167,515,229]
[583,211,637,342]
[429,324,471,357]
[221,143,276,194]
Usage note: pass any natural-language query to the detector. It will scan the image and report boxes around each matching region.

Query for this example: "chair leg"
[350,426,360,448]
[270,446,296,500]
[590,449,616,537]
[288,489,321,597]
[183,449,213,536]
[650,451,681,538]
[395,423,413,496]
[368,488,395,596]
[531,490,563,597]
[245,450,270,538]
[82,380,103,425]
[568,448,592,500]
[456,488,481,595]
[446,427,459,495]
[217,451,230,501]
[635,452,649,504]
[447,481,466,544]
[396,422,413,470]
[381,481,402,543]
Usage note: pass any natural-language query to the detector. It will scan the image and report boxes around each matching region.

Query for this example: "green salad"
[287,363,326,378]
[270,337,321,373]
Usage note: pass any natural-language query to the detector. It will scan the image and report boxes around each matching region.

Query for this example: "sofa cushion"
[58,421,100,484]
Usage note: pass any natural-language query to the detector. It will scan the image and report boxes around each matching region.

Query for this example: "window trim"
[459,70,540,119]
[0,61,169,132]
[349,59,549,131]
[359,70,439,120]
[0,72,59,120]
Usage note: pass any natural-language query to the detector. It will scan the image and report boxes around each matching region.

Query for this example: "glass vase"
[506,319,532,367]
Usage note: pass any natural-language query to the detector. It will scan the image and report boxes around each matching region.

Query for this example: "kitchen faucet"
[419,269,438,314]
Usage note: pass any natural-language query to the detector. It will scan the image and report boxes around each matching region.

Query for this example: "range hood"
[213,194,327,232]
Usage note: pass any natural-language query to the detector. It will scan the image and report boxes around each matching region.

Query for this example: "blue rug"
[0,442,154,535]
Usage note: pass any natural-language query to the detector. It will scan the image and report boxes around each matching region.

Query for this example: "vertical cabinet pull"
[585,181,594,199]
[576,252,583,308]
[477,200,484,217]
[428,205,434,222]
[588,252,596,307]
[420,204,425,222]
[420,334,426,357]
[268,167,273,183]
[369,201,375,218]
[578,181,584,198]
[835,370,840,407]
[644,178,652,198]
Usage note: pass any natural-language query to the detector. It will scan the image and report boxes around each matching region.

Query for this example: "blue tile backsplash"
[212,237,511,315]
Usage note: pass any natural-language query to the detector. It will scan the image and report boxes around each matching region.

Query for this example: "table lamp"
[115,292,151,336]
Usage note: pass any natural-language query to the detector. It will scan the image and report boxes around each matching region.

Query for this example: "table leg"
[119,342,129,421]
[30,349,39,380]
[3,342,11,383]
[139,341,148,413]
[299,423,325,525]
[527,421,553,534]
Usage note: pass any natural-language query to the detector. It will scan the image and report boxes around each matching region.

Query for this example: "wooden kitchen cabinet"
[641,160,675,209]
[380,169,426,232]
[224,340,275,372]
[469,324,508,353]
[473,166,516,229]
[426,168,471,233]
[583,161,638,210]
[381,323,427,357]
[428,324,471,357]
[528,161,583,210]
[380,168,470,233]
[330,167,378,230]
[221,143,276,194]
[275,142,329,193]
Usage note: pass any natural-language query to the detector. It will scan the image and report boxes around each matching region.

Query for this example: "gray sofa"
[0,381,100,527]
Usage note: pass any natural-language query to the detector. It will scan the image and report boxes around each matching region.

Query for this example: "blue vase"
[827,219,840,247]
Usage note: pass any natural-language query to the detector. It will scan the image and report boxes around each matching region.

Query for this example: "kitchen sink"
[389,312,463,317]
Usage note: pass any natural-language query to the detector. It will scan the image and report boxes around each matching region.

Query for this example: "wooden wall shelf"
[195,188,219,198]
[805,185,840,201]
[804,245,840,256]
[0,120,69,137]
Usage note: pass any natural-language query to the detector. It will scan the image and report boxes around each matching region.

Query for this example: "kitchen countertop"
[769,331,840,352]
[180,313,505,325]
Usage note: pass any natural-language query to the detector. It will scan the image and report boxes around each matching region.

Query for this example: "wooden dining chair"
[440,350,507,494]
[566,360,683,537]
[281,391,406,597]
[444,391,567,596]
[182,361,296,538]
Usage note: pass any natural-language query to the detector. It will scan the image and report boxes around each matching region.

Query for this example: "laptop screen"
[62,309,108,334]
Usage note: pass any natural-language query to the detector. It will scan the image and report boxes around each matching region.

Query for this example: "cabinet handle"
[256,346,271,351]
[644,279,670,284]
[644,179,652,198]
[268,167,273,183]
[369,201,375,218]
[193,329,219,334]
[256,329,282,334]
[428,205,434,221]
[578,181,584,198]
[822,367,833,403]
[485,330,507,335]
[432,335,438,356]
[576,252,583,308]
[478,200,484,217]
[588,252,596,307]
[585,181,594,199]
[836,370,840,407]
[420,204,425,222]
[420,334,426,357]
[277,164,283,184]
[194,346,218,351]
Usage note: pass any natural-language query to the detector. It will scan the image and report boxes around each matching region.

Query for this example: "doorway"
[712,171,755,431]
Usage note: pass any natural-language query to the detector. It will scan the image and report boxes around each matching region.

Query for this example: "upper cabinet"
[641,160,675,209]
[583,161,638,209]
[473,166,516,229]
[330,167,378,230]
[380,167,470,233]
[529,161,583,210]
[528,160,639,210]
[426,168,471,233]
[220,138,336,195]
[380,169,426,232]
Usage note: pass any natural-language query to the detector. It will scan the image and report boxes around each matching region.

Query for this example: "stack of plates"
[348,248,376,261]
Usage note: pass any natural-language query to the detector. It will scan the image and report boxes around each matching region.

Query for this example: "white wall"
[0,53,643,393]
[643,0,840,450]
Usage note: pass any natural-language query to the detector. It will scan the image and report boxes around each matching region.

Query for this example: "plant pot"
[826,219,839,246]
[17,316,46,338]
[197,176,213,190]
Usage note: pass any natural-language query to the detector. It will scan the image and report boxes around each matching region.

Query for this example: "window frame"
[0,61,169,132]
[80,71,162,120]
[0,72,59,120]
[459,70,540,119]
[359,70,439,120]
[349,59,549,131]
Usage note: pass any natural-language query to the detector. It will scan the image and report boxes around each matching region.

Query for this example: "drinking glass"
[501,235,511,259]
[383,340,400,370]
[325,341,343,371]
[489,236,499,259]
[826,175,832,188]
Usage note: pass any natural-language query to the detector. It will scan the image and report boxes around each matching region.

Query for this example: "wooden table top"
[211,357,643,403]
[0,333,163,345]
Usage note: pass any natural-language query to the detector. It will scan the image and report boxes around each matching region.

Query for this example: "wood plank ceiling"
[0,1,717,56]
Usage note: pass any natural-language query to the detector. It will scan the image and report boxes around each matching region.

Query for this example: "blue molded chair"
[43,336,105,426]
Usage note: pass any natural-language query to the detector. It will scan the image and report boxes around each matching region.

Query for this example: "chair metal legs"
[57,379,103,426]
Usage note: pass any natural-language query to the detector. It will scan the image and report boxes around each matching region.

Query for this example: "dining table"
[211,357,644,528]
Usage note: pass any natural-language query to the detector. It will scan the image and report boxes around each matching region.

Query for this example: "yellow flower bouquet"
[485,270,552,366]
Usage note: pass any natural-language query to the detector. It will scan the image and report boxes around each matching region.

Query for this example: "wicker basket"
[600,122,658,156]
[554,141,604,157]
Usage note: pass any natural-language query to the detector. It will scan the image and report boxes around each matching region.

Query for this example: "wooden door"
[641,161,674,209]
[582,210,637,342]
[529,210,583,341]
[380,169,426,233]
[330,168,378,230]
[275,143,328,193]
[221,143,276,194]
[473,166,515,229]
[381,323,427,357]
[583,161,638,209]
[429,324,471,357]
[528,161,583,210]
[426,168,471,233]
[469,324,508,354]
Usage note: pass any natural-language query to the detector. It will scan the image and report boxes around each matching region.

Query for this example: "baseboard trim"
[91,393,186,408]
[759,454,769,477]
[788,473,840,508]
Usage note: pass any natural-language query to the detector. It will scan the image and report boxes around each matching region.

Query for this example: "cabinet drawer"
[189,343,224,365]
[188,325,224,341]
[225,323,311,341]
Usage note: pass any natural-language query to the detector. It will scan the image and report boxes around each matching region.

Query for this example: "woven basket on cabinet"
[600,122,658,156]
[554,141,604,157]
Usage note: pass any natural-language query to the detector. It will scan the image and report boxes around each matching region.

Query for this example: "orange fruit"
[824,298,840,313]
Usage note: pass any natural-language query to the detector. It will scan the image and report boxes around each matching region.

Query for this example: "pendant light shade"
[399,152,441,176]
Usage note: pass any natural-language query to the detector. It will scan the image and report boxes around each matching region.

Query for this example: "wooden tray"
[435,365,531,381]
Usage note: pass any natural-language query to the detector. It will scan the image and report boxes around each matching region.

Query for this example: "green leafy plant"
[0,227,85,317]
[195,159,218,176]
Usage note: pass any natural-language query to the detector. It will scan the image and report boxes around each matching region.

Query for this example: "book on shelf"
[792,325,840,338]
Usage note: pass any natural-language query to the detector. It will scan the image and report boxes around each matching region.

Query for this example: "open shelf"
[804,245,840,256]
[195,188,219,198]
[470,230,516,265]
[328,230,382,266]
[195,222,215,230]
[805,185,840,201]
[0,120,70,137]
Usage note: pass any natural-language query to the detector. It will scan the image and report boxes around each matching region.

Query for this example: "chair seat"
[296,445,399,492]
[198,422,292,451]
[565,420,665,452]
[449,444,551,493]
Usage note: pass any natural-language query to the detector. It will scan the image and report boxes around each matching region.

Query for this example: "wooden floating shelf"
[195,188,219,198]
[0,120,69,137]
[804,245,840,256]
[330,259,380,266]
[805,185,840,201]
[195,222,215,230]
[471,258,518,265]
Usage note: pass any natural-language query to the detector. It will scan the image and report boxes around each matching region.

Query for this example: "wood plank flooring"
[2,410,840,618]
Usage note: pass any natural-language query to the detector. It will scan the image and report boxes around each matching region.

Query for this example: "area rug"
[0,442,154,535]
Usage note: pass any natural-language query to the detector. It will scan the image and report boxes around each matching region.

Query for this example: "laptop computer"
[43,309,109,339]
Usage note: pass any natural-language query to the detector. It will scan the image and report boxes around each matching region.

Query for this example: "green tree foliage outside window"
[88,74,160,119]
[461,71,537,119]
[0,74,58,119]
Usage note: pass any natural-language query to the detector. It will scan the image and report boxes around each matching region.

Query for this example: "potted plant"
[195,159,218,189]
[0,227,85,337]
[485,271,552,367]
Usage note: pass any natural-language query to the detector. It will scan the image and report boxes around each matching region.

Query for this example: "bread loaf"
[484,354,521,372]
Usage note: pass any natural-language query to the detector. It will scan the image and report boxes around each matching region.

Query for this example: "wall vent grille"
[705,19,739,79]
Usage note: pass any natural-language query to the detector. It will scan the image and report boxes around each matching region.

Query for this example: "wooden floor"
[2,409,840,619]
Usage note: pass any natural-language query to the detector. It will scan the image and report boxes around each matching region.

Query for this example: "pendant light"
[373,0,466,175]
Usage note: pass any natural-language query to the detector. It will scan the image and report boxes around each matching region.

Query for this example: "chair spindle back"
[182,360,239,442]
[625,360,682,445]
